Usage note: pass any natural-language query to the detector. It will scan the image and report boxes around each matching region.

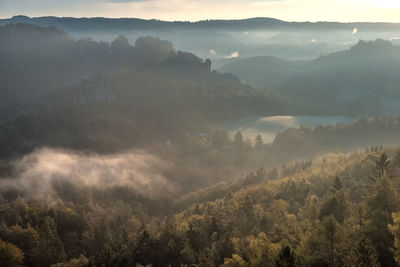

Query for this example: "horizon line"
[2,15,400,25]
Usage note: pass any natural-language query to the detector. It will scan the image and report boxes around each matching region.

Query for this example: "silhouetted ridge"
[3,16,400,31]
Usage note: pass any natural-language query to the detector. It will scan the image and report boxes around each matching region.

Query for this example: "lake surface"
[223,116,356,143]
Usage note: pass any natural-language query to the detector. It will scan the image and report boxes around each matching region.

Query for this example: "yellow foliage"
[0,239,24,267]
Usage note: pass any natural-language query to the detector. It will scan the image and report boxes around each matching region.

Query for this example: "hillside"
[220,39,400,116]
[219,56,308,88]
[2,143,400,266]
[167,147,400,266]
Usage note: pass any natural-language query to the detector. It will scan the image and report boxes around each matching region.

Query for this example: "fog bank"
[0,148,175,201]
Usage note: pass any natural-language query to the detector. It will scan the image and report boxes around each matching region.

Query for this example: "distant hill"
[4,16,400,62]
[219,39,400,115]
[2,16,400,32]
[219,56,308,87]
[0,16,285,31]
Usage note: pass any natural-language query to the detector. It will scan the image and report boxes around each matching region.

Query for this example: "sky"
[1,0,400,22]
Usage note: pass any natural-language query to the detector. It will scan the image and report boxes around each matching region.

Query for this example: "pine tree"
[388,212,400,265]
[366,176,399,267]
[276,245,295,267]
[319,177,347,223]
[372,152,393,181]
[322,216,339,266]
[0,239,24,267]
[254,134,263,149]
[234,131,244,148]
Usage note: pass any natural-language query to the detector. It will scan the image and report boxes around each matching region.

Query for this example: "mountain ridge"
[2,15,400,31]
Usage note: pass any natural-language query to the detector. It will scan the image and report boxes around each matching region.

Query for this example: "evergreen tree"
[388,212,400,265]
[0,239,24,267]
[276,245,295,267]
[319,177,347,223]
[322,216,339,266]
[254,134,263,149]
[372,152,393,181]
[366,176,399,267]
[234,131,244,148]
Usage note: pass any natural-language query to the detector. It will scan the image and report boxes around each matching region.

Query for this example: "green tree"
[0,239,24,267]
[393,149,400,168]
[322,216,339,266]
[333,176,343,191]
[234,131,244,147]
[319,177,347,223]
[254,134,263,149]
[351,206,379,267]
[352,236,379,267]
[38,217,67,266]
[276,245,295,267]
[222,254,247,267]
[388,212,400,265]
[246,233,280,267]
[366,176,399,267]
[8,224,39,266]
[110,35,130,56]
[372,152,393,180]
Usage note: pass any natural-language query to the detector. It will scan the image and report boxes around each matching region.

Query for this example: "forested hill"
[0,23,283,119]
[0,23,286,158]
[220,39,400,116]
[168,147,400,267]
[2,15,400,31]
[2,24,400,162]
[2,143,400,266]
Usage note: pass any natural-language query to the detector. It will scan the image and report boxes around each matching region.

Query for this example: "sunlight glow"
[2,0,400,22]
[371,0,400,8]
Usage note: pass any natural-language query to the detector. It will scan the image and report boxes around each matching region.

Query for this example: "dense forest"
[2,22,400,266]
[3,146,400,266]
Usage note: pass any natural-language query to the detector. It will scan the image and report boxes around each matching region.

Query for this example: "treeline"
[266,116,400,163]
[3,16,400,32]
[2,114,400,198]
[2,146,400,266]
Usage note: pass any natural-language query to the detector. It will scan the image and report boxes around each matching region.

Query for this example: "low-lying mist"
[0,147,176,202]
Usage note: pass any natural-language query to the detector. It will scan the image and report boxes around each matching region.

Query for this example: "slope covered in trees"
[0,24,288,159]
[220,39,400,116]
[2,145,400,266]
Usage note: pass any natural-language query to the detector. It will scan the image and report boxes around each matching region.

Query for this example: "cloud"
[0,148,176,201]
[224,51,239,59]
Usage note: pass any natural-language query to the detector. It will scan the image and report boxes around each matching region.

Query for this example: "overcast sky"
[1,0,400,22]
